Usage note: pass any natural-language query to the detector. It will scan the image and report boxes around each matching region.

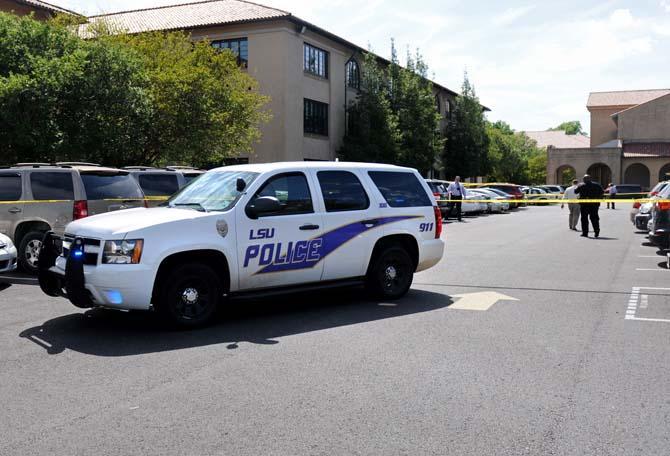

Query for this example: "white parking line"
[635,268,667,272]
[625,287,670,323]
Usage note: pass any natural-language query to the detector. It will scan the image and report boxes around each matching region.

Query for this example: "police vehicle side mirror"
[236,178,247,192]
[246,196,282,219]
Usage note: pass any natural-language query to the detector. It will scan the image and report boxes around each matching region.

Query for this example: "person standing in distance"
[561,179,580,230]
[605,183,617,209]
[574,174,604,238]
[447,177,467,222]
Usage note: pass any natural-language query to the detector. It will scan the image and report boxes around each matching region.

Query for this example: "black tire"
[19,231,46,274]
[366,246,414,300]
[157,263,223,328]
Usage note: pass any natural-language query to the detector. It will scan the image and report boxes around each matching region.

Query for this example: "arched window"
[435,95,441,114]
[346,59,360,89]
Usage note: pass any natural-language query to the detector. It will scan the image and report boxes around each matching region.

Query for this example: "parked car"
[470,188,510,212]
[425,179,450,219]
[468,189,505,213]
[610,184,645,200]
[523,187,552,205]
[0,233,18,273]
[0,163,146,273]
[538,185,564,195]
[630,181,668,226]
[125,167,195,207]
[648,184,670,248]
[476,184,525,208]
[165,166,206,186]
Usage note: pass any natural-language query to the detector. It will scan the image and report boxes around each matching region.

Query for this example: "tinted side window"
[138,174,179,197]
[317,171,369,212]
[368,171,432,208]
[0,174,22,201]
[30,172,74,200]
[253,173,313,216]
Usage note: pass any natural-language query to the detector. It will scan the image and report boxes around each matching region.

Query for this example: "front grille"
[62,234,101,266]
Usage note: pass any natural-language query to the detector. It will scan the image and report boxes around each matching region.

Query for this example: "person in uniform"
[447,177,466,222]
[574,174,604,238]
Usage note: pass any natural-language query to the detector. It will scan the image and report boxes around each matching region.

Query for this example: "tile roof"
[587,89,670,108]
[524,130,591,149]
[623,142,670,158]
[86,0,290,34]
[16,0,78,14]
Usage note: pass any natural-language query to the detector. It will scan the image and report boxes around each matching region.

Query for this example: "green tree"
[0,12,149,165]
[339,41,443,174]
[549,120,584,135]
[106,30,270,167]
[338,51,400,164]
[486,121,546,183]
[442,71,489,178]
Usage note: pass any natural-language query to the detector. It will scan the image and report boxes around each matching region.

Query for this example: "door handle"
[8,207,22,214]
[299,224,320,231]
[361,219,379,227]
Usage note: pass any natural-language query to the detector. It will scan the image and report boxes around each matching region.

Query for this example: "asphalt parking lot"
[1,206,669,455]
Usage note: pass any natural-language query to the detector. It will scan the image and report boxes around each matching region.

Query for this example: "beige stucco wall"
[546,147,621,184]
[622,158,670,188]
[589,106,630,147]
[617,94,670,142]
[193,19,455,165]
[0,0,53,19]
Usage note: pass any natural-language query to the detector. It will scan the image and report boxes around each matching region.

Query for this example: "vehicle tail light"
[73,200,89,220]
[433,192,441,200]
[434,206,443,239]
[659,201,670,211]
[650,191,658,196]
[633,202,641,209]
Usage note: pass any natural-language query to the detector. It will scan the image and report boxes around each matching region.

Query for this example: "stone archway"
[624,163,650,189]
[659,163,670,182]
[586,163,612,186]
[556,165,576,186]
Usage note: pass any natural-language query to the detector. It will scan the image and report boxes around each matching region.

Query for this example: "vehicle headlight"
[102,239,144,264]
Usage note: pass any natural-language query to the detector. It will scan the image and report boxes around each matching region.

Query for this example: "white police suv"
[38,162,444,327]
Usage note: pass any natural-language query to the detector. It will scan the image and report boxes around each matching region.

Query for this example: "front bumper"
[38,232,154,311]
[635,213,651,231]
[0,245,17,273]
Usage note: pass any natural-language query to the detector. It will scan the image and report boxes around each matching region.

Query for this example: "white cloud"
[662,0,670,13]
[492,5,535,26]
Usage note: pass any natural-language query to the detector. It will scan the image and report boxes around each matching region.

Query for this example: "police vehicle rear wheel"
[367,246,414,299]
[159,263,222,327]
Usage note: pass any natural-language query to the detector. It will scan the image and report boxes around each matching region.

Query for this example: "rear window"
[138,174,180,197]
[0,174,21,201]
[30,172,74,200]
[369,171,432,207]
[183,174,202,185]
[317,171,369,212]
[81,173,144,200]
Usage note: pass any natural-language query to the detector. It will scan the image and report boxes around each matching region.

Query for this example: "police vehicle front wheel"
[158,263,222,328]
[366,246,414,300]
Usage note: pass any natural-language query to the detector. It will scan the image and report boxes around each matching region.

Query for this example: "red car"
[475,184,525,208]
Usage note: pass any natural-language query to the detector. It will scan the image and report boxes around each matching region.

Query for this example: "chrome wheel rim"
[25,239,42,267]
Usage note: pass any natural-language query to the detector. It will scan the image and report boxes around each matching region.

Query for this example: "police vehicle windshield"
[168,170,259,212]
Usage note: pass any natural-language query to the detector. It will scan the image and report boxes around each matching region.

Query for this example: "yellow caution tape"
[438,199,664,204]
[0,197,169,205]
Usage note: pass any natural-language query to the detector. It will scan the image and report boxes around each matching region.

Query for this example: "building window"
[304,43,328,78]
[304,98,329,136]
[446,100,452,119]
[346,59,360,89]
[435,95,441,114]
[212,38,248,67]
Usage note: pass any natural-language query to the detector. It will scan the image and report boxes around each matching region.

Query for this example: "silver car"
[0,163,145,273]
[0,233,17,273]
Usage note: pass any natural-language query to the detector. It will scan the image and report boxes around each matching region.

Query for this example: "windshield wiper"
[171,203,207,212]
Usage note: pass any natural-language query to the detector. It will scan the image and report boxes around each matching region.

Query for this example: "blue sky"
[58,0,670,134]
